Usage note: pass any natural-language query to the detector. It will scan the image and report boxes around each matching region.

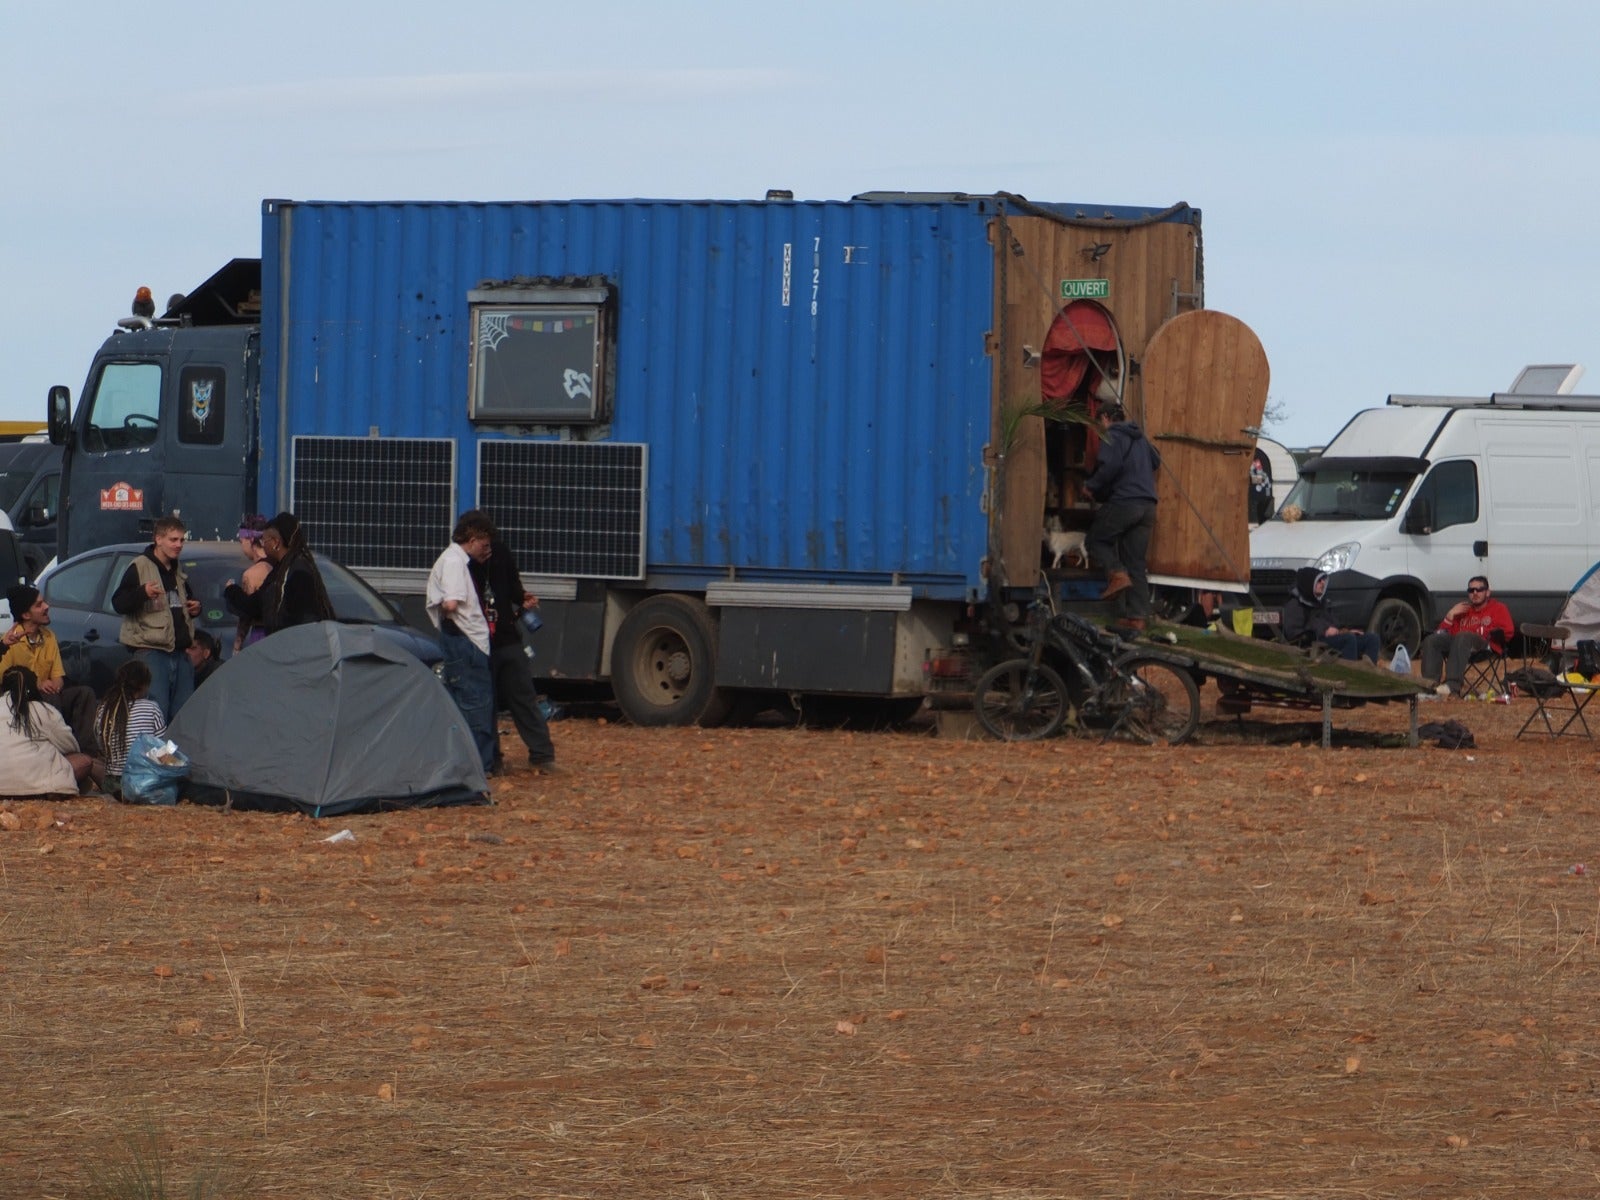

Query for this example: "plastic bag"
[1389,644,1411,674]
[122,734,191,806]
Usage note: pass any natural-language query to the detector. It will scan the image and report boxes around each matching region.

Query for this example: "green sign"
[1060,278,1110,300]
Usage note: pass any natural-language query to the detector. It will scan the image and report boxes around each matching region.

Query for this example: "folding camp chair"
[1520,623,1571,675]
[1461,648,1507,700]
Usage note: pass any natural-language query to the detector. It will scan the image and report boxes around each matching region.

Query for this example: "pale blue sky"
[4,1,1596,448]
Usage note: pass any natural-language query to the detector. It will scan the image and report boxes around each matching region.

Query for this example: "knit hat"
[6,584,39,620]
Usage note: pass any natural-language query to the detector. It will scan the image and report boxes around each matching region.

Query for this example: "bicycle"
[972,599,1201,745]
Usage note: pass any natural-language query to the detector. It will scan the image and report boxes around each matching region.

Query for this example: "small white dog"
[1043,513,1089,569]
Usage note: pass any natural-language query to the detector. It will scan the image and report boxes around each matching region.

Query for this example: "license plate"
[1251,609,1281,626]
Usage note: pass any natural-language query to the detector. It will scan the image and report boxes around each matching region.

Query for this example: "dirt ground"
[5,690,1600,1198]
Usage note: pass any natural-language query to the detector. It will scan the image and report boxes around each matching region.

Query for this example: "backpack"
[1575,640,1600,680]
[1506,664,1565,699]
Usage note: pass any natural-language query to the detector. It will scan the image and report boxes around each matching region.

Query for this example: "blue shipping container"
[263,197,1014,599]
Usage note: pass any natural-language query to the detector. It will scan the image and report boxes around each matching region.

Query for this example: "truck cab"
[0,439,65,578]
[49,264,258,559]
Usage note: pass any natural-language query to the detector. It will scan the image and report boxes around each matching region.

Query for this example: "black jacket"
[1085,421,1160,504]
[1280,566,1330,647]
[471,539,529,651]
[224,554,333,635]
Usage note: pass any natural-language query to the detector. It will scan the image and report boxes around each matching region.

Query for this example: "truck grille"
[1250,569,1296,605]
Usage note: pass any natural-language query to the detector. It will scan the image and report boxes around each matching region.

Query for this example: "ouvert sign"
[1059,279,1111,300]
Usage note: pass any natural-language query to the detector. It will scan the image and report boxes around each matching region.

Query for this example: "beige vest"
[118,555,194,652]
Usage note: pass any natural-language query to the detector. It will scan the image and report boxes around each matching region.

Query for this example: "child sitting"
[95,660,168,799]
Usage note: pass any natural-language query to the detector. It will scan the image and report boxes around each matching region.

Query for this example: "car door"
[40,551,123,692]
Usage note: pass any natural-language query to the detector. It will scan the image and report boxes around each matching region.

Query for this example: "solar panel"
[291,436,456,571]
[477,441,647,579]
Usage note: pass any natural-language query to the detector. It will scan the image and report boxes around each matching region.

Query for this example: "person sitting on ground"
[224,511,334,637]
[94,659,168,800]
[232,514,272,652]
[1420,575,1515,698]
[0,665,97,795]
[187,629,222,689]
[1,583,101,755]
[1280,567,1382,664]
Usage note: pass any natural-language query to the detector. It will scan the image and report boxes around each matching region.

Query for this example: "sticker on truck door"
[100,481,144,511]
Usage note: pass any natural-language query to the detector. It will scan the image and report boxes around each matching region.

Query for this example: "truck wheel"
[611,595,732,727]
[1367,598,1422,655]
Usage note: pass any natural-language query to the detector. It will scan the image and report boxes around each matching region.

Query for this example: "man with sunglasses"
[1419,576,1514,697]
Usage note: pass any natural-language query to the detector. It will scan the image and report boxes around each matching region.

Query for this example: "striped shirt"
[99,698,168,775]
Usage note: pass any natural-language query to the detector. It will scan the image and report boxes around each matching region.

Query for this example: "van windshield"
[0,470,32,513]
[1280,465,1417,521]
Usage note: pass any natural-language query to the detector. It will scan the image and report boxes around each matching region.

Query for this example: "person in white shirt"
[426,512,496,773]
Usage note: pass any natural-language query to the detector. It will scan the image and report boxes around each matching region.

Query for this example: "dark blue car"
[37,540,441,695]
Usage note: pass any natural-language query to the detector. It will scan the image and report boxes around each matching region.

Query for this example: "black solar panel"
[477,441,646,579]
[291,437,456,571]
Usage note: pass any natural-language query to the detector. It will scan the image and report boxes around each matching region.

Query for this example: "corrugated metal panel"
[260,198,1000,597]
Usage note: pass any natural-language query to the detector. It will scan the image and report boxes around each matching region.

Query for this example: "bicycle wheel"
[973,659,1071,742]
[1111,656,1201,745]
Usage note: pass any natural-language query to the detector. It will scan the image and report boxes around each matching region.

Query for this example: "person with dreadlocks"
[0,665,96,795]
[223,511,334,638]
[94,659,168,800]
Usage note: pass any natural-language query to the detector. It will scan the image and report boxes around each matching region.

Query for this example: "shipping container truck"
[48,193,1268,725]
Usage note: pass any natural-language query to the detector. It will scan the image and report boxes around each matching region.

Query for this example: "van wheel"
[1368,598,1422,655]
[611,595,732,727]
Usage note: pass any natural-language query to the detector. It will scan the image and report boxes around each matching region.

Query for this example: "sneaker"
[528,758,563,775]
[1434,682,1453,697]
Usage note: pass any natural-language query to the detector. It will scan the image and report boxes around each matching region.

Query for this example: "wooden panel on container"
[990,208,1201,588]
[1141,310,1270,588]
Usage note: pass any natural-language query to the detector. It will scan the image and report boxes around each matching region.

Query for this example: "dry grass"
[3,698,1600,1196]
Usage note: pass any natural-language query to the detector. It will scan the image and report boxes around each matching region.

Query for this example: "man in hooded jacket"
[1083,402,1160,635]
[1281,567,1382,664]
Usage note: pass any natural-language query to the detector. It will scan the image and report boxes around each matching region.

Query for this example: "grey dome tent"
[168,622,489,816]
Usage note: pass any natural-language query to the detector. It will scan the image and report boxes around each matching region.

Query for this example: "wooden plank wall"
[1141,310,1271,587]
[989,210,1201,589]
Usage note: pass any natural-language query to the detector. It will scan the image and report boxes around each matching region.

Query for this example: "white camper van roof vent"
[1509,364,1584,395]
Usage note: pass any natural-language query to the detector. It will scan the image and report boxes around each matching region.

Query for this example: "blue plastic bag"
[122,733,190,806]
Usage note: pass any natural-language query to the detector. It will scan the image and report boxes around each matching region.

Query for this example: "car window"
[179,554,245,614]
[315,556,396,623]
[42,555,110,610]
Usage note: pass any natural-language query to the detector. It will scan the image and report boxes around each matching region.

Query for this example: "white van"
[1250,365,1595,650]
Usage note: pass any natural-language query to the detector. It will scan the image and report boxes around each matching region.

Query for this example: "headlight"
[1315,542,1360,573]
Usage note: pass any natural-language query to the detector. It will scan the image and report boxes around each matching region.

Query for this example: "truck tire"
[1367,598,1422,655]
[611,595,732,727]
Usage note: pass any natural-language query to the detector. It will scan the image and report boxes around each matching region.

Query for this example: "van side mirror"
[1402,499,1432,535]
[47,386,72,446]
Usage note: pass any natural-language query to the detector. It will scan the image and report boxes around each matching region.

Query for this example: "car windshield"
[180,551,396,624]
[1280,467,1416,521]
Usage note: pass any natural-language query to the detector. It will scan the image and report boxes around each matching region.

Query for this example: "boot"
[1111,616,1146,639]
[1100,570,1132,600]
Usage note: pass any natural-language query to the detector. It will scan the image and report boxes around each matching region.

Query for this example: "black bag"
[1418,719,1475,750]
[1575,640,1600,679]
[1507,664,1565,698]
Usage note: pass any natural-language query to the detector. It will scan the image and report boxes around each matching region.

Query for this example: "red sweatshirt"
[1437,598,1514,652]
